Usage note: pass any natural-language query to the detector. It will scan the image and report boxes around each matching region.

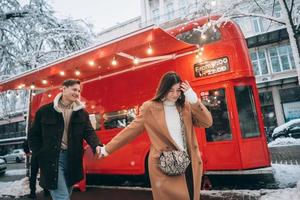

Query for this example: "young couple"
[29,71,212,200]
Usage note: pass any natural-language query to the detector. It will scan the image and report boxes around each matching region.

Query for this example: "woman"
[101,71,212,200]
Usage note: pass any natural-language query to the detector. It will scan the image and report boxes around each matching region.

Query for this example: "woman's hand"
[180,80,191,93]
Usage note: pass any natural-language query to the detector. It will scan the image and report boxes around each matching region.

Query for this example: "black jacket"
[28,102,101,190]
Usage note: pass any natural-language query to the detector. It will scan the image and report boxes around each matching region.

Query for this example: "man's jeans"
[50,150,73,200]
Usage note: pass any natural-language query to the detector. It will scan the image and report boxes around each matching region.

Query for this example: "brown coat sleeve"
[105,102,149,154]
[190,100,213,128]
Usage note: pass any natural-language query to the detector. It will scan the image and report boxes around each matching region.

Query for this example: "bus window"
[89,113,101,130]
[103,108,137,130]
[234,86,260,138]
[200,88,232,142]
[176,26,221,46]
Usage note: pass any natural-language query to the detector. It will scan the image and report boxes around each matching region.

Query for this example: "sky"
[22,0,141,33]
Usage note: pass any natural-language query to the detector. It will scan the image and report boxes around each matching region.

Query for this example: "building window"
[165,3,174,20]
[152,8,159,24]
[252,17,264,33]
[274,2,281,18]
[269,44,296,73]
[250,49,269,75]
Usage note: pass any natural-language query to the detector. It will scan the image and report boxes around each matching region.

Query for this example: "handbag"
[158,108,190,176]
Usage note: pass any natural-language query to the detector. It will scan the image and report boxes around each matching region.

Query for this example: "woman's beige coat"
[106,100,212,200]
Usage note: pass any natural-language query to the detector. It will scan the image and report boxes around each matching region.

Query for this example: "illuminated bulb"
[111,57,117,66]
[75,70,81,76]
[201,34,206,40]
[30,83,35,89]
[18,84,25,89]
[147,45,153,55]
[88,60,95,66]
[200,47,204,51]
[133,57,140,65]
[59,71,65,76]
[195,54,200,58]
[42,80,48,84]
[48,94,52,98]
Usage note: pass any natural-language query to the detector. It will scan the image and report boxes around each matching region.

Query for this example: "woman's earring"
[161,96,166,101]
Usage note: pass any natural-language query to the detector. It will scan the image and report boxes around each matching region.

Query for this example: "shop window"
[259,91,277,135]
[89,113,101,130]
[103,108,137,130]
[280,87,300,121]
[235,86,260,138]
[200,88,232,142]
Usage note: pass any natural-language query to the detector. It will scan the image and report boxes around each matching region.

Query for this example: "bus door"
[230,81,270,169]
[195,84,243,170]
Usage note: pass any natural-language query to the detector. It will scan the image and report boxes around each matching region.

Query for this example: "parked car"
[2,149,25,163]
[272,119,300,140]
[0,158,7,175]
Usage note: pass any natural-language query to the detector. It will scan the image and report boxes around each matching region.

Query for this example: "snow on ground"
[260,181,300,200]
[268,138,300,147]
[0,177,42,198]
[272,164,300,188]
[5,169,26,176]
[0,164,299,199]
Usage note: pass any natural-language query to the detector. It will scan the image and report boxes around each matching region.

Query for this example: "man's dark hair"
[62,79,81,87]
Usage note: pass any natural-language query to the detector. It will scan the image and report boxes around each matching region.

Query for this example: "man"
[29,79,102,200]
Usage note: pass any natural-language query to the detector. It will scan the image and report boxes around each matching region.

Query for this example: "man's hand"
[95,146,102,159]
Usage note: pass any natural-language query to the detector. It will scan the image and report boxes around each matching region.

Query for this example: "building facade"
[139,0,300,135]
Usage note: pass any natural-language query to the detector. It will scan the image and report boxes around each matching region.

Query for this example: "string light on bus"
[59,71,65,76]
[133,57,140,65]
[42,80,48,85]
[147,44,153,55]
[111,57,117,66]
[201,34,207,40]
[88,60,95,66]
[48,93,52,98]
[200,47,204,51]
[75,69,81,76]
[18,84,25,89]
[30,83,35,89]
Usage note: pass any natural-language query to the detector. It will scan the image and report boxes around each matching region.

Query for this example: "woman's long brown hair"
[152,71,185,108]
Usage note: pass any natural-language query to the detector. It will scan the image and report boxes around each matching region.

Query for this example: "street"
[0,145,299,199]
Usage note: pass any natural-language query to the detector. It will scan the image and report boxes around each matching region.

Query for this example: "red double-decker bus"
[0,16,271,191]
